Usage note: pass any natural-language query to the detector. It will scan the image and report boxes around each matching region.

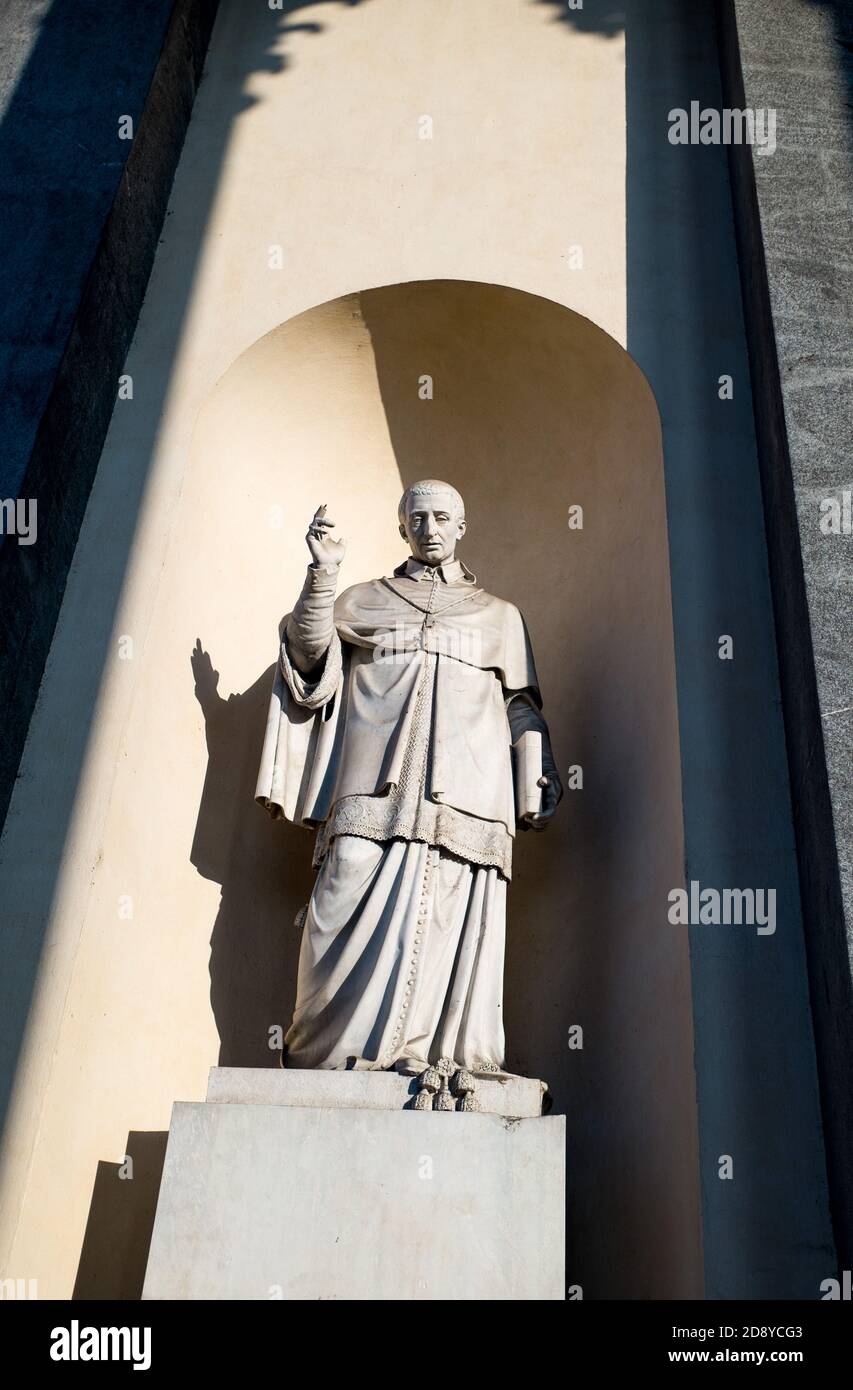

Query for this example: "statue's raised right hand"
[306,504,346,567]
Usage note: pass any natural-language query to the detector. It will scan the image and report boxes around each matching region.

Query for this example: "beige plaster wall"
[0,1,701,1298]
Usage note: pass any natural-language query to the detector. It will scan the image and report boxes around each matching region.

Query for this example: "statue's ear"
[457,519,467,539]
[399,523,408,541]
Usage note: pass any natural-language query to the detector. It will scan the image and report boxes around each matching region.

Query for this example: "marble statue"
[256,481,561,1089]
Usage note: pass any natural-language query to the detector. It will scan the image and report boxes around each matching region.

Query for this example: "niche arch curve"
[189,278,700,1299]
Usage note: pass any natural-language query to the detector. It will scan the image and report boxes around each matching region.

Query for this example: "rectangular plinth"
[206,1065,547,1118]
[143,1101,565,1300]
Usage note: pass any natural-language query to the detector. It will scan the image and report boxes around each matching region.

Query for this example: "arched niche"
[186,279,702,1298]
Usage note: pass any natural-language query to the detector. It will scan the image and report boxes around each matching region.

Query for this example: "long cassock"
[255,554,558,1075]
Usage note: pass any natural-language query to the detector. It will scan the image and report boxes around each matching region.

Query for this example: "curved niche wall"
[184,279,702,1298]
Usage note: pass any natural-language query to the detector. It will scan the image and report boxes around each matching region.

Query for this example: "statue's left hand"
[525,771,563,831]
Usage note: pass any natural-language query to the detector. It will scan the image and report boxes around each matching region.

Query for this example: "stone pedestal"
[142,1068,565,1301]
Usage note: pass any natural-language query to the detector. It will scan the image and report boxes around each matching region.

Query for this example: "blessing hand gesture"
[306,504,346,567]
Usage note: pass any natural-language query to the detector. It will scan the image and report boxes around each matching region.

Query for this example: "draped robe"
[255,565,549,1074]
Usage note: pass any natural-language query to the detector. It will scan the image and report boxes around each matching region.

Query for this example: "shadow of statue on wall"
[190,640,315,1068]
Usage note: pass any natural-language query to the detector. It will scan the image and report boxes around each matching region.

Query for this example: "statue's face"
[399,491,466,566]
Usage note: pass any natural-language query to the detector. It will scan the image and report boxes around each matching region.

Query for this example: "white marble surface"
[206,1066,548,1118]
[143,1100,565,1300]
